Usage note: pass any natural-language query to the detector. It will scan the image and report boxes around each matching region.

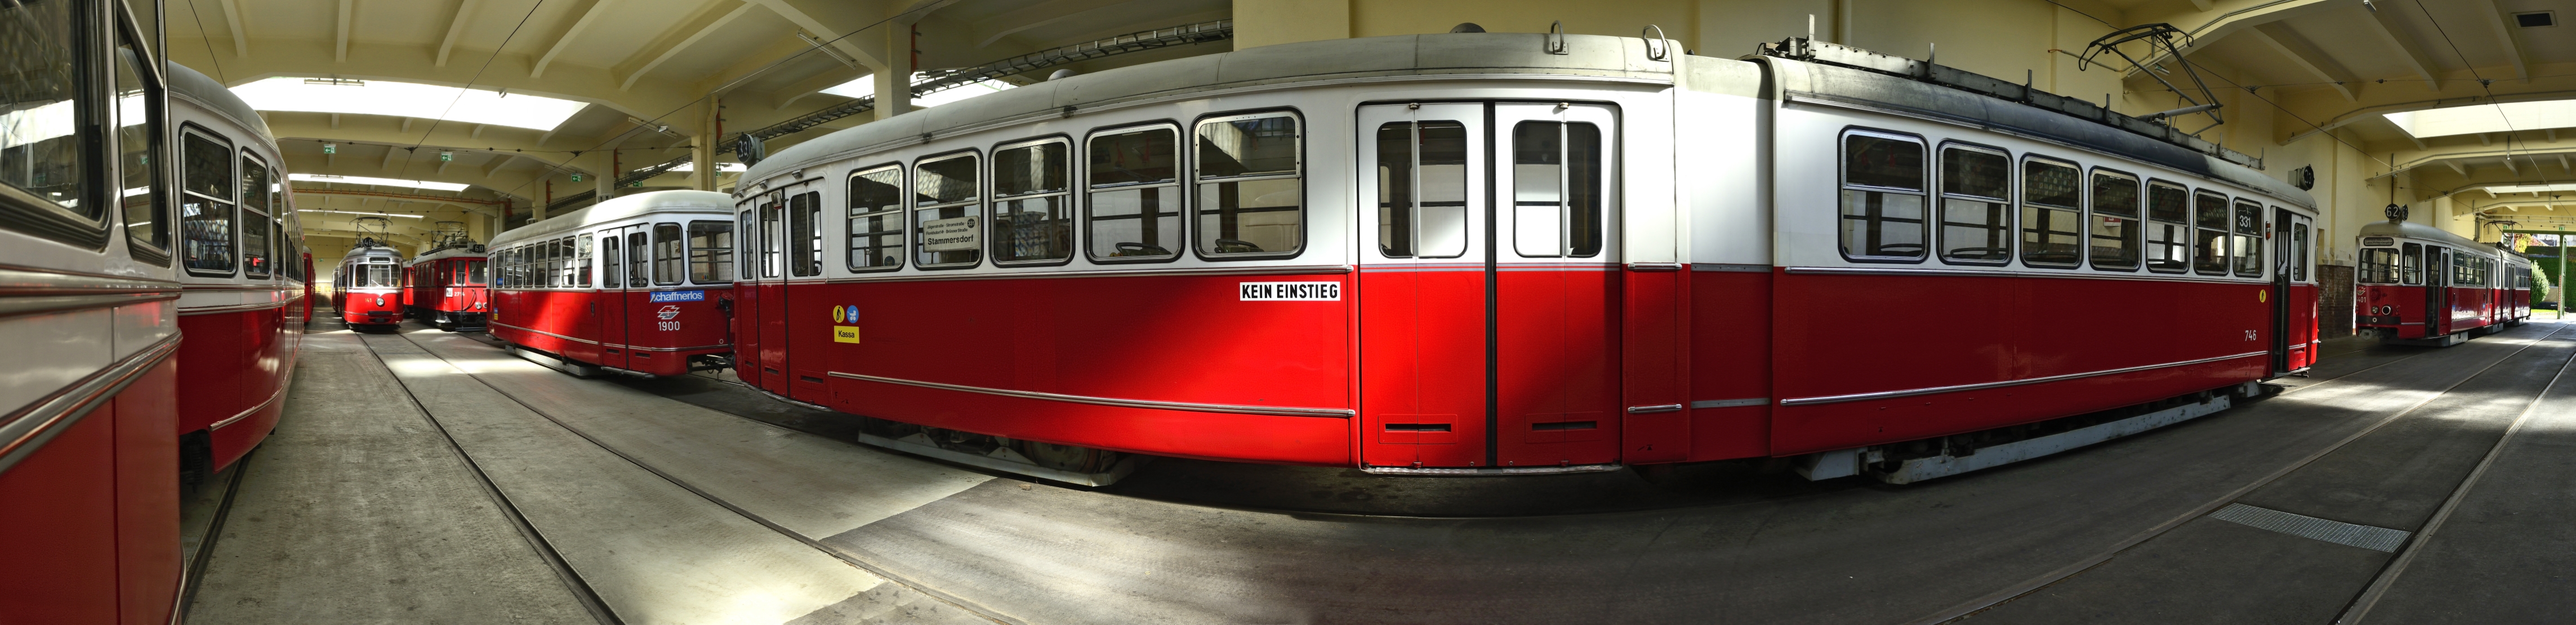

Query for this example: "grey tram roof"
[742,32,2315,211]
[342,240,402,262]
[2359,220,2526,261]
[164,60,275,147]
[489,190,734,247]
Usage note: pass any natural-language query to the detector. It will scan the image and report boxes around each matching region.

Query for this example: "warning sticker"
[1238,282,1341,301]
[834,325,861,343]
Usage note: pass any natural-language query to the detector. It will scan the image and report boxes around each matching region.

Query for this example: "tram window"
[2359,248,2400,284]
[2293,223,2310,282]
[116,35,169,257]
[1510,120,1605,258]
[1839,132,1927,261]
[2232,200,2263,278]
[601,235,622,289]
[759,198,782,277]
[655,223,685,285]
[2144,181,2189,273]
[577,235,593,288]
[0,0,92,224]
[788,192,821,276]
[243,209,272,278]
[1197,113,1304,257]
[738,208,757,279]
[364,263,395,288]
[2021,159,2083,268]
[2088,171,2141,271]
[2401,243,2423,285]
[690,221,733,283]
[1936,145,2009,265]
[994,140,1072,264]
[181,132,237,274]
[627,231,649,287]
[2191,191,2229,275]
[463,260,487,285]
[1088,128,1182,261]
[542,238,560,288]
[915,154,983,267]
[2452,253,2472,286]
[1375,120,1469,258]
[848,167,904,270]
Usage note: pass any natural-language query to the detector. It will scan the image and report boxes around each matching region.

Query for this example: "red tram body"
[3,3,305,619]
[2355,220,2532,346]
[331,241,405,329]
[402,242,489,331]
[487,191,736,377]
[711,34,2320,483]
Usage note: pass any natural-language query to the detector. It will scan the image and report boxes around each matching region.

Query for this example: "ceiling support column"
[696,97,720,191]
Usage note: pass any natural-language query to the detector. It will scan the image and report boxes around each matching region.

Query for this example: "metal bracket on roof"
[1642,25,1669,61]
[1547,21,1568,55]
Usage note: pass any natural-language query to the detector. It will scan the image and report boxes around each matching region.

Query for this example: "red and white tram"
[402,238,489,331]
[169,59,308,479]
[726,33,2319,483]
[2355,220,2533,346]
[330,240,403,329]
[487,191,737,377]
[3,0,303,619]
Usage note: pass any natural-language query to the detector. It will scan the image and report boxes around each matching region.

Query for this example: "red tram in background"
[332,240,404,329]
[720,34,2320,485]
[402,236,489,331]
[487,191,736,377]
[2355,220,2532,346]
[2,1,306,619]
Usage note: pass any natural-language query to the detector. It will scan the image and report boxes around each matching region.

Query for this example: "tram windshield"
[2358,248,2399,284]
[458,260,487,285]
[354,262,397,288]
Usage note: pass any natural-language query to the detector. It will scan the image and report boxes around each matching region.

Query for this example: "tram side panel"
[1675,65,1775,463]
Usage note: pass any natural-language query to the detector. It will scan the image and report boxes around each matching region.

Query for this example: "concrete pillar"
[694,97,720,191]
[1233,0,1349,49]
[871,64,909,120]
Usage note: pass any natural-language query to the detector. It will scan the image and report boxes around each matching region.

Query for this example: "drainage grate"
[2209,503,2411,552]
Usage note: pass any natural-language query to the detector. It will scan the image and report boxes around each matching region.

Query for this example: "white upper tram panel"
[489,190,735,249]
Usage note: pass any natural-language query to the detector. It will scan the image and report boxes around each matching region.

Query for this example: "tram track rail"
[1914,321,2576,624]
[372,327,1019,625]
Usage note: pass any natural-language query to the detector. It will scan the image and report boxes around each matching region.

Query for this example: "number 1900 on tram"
[724,33,2320,484]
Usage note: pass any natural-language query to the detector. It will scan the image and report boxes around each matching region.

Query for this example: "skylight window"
[817,73,1015,108]
[670,162,747,172]
[2484,182,2576,195]
[232,78,589,131]
[2384,100,2576,139]
[290,173,470,192]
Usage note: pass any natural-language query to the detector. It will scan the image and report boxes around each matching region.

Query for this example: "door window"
[1375,120,1470,258]
[788,193,820,276]
[1509,120,1604,258]
[601,234,622,288]
[759,198,782,277]
[627,231,649,287]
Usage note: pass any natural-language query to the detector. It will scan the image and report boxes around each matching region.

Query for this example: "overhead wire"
[2410,0,2555,229]
[181,0,228,83]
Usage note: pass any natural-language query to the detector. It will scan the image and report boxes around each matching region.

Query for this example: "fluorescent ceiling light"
[291,173,471,192]
[817,73,1015,108]
[2484,182,2576,195]
[301,209,427,218]
[2385,100,2576,139]
[232,78,588,131]
[670,162,746,172]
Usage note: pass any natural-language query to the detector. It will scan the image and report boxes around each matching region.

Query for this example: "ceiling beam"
[969,0,1135,48]
[2361,5,2441,90]
[380,144,403,170]
[744,0,899,69]
[2474,0,2532,81]
[217,0,249,57]
[483,154,516,178]
[435,0,480,67]
[532,0,619,79]
[617,0,758,92]
[2247,23,2356,102]
[336,0,353,62]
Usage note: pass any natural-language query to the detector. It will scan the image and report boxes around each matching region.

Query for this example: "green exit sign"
[570,173,582,182]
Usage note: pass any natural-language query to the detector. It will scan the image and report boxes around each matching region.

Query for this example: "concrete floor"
[180,316,2576,624]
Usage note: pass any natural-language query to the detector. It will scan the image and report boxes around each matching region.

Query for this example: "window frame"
[1834,127,1931,265]
[177,126,238,277]
[2357,246,2400,284]
[688,219,734,284]
[0,0,112,249]
[988,135,1078,267]
[1932,140,2013,267]
[2231,199,2265,278]
[239,150,275,279]
[2017,154,2086,270]
[2085,167,2143,273]
[2190,190,2232,276]
[911,148,986,270]
[1083,121,1187,265]
[1190,108,1309,261]
[115,20,172,262]
[2142,180,2191,274]
[654,222,685,285]
[844,162,907,273]
[787,191,823,276]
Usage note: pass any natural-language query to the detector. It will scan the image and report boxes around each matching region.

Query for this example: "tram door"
[752,190,790,392]
[604,225,648,369]
[2428,246,2452,337]
[1356,102,1620,469]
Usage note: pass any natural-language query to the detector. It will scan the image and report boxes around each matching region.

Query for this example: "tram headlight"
[375,296,384,306]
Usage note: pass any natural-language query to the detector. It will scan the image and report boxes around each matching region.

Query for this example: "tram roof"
[2359,220,2526,261]
[166,60,274,146]
[341,241,402,262]
[410,246,486,264]
[741,32,1684,188]
[489,190,734,247]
